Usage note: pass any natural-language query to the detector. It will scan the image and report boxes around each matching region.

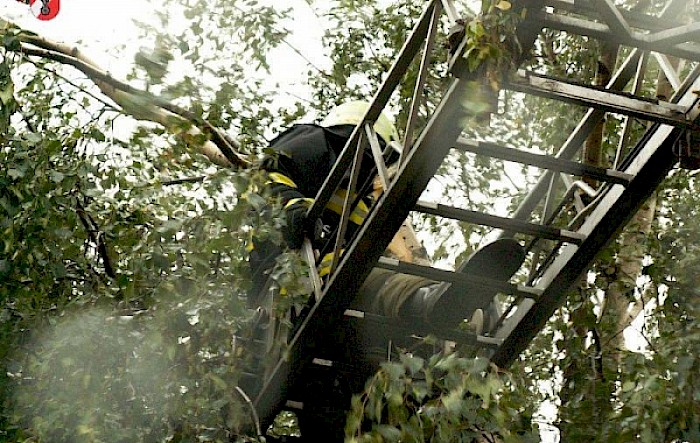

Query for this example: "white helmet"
[320,101,401,161]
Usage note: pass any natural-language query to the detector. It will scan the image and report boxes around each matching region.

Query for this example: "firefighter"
[247,101,400,302]
[249,101,493,332]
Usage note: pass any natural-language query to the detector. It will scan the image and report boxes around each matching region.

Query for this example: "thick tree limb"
[1,19,251,169]
[605,58,678,350]
[75,198,116,279]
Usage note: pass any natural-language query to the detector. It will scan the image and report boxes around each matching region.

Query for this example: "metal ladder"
[247,0,700,433]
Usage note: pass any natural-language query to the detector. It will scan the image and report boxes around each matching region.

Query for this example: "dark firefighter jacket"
[249,123,383,303]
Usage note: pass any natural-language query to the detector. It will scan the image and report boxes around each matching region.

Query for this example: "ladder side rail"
[614,52,649,168]
[524,173,564,289]
[328,134,366,276]
[492,74,700,367]
[302,239,324,302]
[366,124,391,191]
[307,0,438,223]
[542,173,562,225]
[403,0,442,162]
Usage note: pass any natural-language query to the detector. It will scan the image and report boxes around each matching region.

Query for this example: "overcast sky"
[1,0,147,68]
[0,0,327,97]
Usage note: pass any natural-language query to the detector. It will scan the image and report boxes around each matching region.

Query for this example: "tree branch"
[37,63,121,113]
[3,20,252,169]
[591,327,605,382]
[74,197,116,279]
[160,175,208,186]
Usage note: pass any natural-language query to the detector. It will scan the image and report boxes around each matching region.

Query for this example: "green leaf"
[208,374,228,390]
[8,168,23,179]
[381,362,406,381]
[49,171,65,183]
[2,34,20,52]
[25,132,42,144]
[89,128,106,142]
[375,425,401,441]
[0,77,14,105]
[442,387,465,414]
[0,259,10,277]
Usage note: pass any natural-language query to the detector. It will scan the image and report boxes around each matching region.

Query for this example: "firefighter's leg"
[398,283,485,332]
[355,268,485,332]
[354,268,435,318]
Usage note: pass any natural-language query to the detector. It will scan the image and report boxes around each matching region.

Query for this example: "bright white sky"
[0,0,327,98]
[1,0,147,68]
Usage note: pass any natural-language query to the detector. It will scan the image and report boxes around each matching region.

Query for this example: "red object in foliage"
[29,0,60,21]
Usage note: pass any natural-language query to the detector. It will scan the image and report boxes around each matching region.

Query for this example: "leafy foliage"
[346,352,539,442]
[0,2,288,439]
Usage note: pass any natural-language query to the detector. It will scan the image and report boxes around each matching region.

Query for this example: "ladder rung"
[285,400,304,410]
[312,358,333,367]
[344,309,365,318]
[342,308,501,348]
[454,138,634,185]
[415,201,587,245]
[508,70,697,127]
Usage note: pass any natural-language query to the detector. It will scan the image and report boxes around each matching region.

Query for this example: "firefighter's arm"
[265,172,314,249]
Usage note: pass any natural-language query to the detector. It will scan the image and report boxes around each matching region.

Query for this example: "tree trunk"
[558,40,618,441]
[559,46,680,441]
[605,56,677,360]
